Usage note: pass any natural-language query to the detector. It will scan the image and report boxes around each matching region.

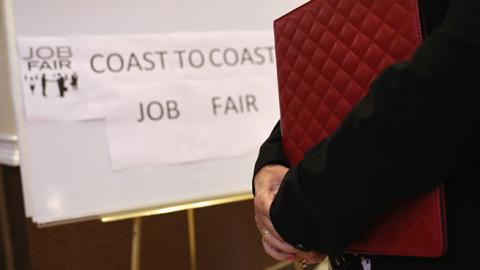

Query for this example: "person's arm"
[269,0,480,256]
[254,121,290,174]
[253,121,290,194]
[252,121,301,261]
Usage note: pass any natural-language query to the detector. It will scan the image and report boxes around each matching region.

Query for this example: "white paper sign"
[105,78,278,169]
[17,32,277,122]
[18,32,279,168]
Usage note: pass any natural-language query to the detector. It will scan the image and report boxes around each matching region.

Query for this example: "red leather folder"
[274,0,447,257]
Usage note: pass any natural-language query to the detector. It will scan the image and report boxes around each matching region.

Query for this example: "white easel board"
[8,0,308,224]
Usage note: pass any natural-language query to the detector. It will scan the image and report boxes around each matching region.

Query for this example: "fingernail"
[287,255,296,261]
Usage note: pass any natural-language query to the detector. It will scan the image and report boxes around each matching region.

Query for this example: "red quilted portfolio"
[274,0,447,257]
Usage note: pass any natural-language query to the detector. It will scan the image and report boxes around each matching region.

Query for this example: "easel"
[102,192,323,270]
[102,192,253,270]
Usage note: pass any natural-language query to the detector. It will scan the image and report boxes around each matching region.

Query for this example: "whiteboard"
[9,0,308,224]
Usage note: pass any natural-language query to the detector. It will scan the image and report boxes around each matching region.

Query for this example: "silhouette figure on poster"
[71,72,78,90]
[24,72,80,98]
[41,74,47,97]
[29,77,35,94]
[57,73,68,98]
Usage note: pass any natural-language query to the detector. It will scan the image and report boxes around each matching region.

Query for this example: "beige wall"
[0,1,17,137]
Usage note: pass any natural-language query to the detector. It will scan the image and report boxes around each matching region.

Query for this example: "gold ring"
[261,230,269,240]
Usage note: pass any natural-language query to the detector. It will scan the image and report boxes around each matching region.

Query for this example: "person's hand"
[254,164,299,261]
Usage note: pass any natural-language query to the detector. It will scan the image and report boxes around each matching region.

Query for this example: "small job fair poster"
[17,32,279,169]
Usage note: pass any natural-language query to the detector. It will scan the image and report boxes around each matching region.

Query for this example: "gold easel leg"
[131,217,142,270]
[187,209,197,270]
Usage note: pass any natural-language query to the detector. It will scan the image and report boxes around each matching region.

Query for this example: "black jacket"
[254,0,480,269]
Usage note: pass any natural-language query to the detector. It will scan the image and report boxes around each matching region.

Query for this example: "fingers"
[262,230,298,254]
[255,191,296,253]
[262,238,296,261]
[254,192,282,240]
[253,165,299,261]
[259,212,284,242]
[257,218,325,264]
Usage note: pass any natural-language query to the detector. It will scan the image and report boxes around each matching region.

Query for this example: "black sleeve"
[252,121,291,195]
[269,0,480,256]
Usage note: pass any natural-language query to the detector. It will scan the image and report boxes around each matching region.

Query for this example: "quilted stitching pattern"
[275,0,446,257]
[275,0,421,164]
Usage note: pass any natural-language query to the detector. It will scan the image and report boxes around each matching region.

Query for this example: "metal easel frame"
[102,192,253,270]
[103,192,330,270]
